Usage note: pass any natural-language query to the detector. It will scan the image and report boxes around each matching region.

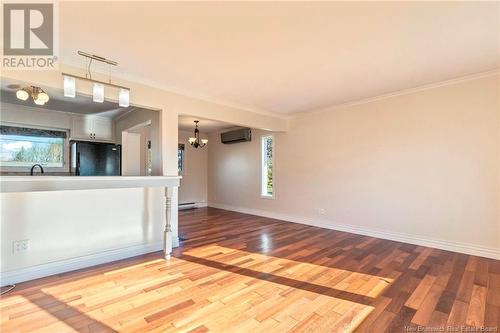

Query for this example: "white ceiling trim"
[292,69,500,117]
[62,60,499,120]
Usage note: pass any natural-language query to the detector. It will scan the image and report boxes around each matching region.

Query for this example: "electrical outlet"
[317,208,326,215]
[13,239,30,254]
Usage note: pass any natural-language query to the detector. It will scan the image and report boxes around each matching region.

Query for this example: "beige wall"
[178,130,208,205]
[208,74,500,257]
[208,129,262,206]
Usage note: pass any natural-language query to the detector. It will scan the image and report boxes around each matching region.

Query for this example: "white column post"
[164,186,173,259]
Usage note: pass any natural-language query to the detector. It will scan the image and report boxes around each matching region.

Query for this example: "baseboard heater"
[179,202,197,210]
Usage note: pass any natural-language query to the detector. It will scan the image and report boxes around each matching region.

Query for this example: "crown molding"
[291,69,500,118]
[60,59,499,121]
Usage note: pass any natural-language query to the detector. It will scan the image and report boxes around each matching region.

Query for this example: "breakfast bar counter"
[0,176,181,193]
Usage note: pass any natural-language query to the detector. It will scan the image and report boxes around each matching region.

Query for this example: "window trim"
[0,122,69,173]
[260,134,275,199]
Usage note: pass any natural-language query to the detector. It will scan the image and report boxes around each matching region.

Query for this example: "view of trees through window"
[261,135,273,197]
[0,134,64,168]
[178,144,185,173]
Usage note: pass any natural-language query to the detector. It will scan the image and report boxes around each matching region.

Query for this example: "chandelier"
[16,86,50,106]
[188,121,208,148]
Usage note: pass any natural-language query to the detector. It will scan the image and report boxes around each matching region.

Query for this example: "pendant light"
[93,83,104,103]
[63,75,76,97]
[119,88,130,107]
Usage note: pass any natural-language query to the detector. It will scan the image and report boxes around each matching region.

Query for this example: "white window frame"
[260,134,275,199]
[0,122,69,173]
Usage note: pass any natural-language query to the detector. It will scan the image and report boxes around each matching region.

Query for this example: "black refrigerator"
[70,141,121,176]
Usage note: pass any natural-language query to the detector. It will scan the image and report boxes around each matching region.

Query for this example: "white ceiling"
[59,2,499,115]
[1,79,132,119]
[179,116,235,133]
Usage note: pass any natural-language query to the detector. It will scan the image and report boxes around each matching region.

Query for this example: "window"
[147,140,152,176]
[0,125,66,170]
[178,143,185,173]
[261,135,274,198]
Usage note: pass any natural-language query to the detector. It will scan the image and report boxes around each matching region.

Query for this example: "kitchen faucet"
[30,164,44,176]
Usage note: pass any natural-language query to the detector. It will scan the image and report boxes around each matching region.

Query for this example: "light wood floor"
[1,208,499,332]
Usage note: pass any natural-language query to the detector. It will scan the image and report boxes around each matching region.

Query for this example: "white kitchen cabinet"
[71,117,93,140]
[71,116,113,142]
[92,117,113,141]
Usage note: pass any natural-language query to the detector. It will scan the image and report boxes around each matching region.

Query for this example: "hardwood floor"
[1,207,499,332]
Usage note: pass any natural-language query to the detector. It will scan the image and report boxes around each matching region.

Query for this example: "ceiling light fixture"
[62,51,130,107]
[16,86,50,106]
[188,121,208,148]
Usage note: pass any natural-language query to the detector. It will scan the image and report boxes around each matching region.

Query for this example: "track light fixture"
[62,51,130,107]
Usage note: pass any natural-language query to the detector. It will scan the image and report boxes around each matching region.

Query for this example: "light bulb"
[16,89,29,101]
[188,138,196,144]
[34,98,45,105]
[201,139,208,145]
[37,92,49,103]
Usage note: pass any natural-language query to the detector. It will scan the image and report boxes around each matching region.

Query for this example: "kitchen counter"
[0,176,181,193]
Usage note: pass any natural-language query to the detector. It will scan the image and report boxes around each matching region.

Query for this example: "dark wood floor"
[178,208,499,332]
[1,207,499,332]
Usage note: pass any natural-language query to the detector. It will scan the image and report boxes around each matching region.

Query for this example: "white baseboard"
[0,239,180,286]
[179,202,207,210]
[208,203,500,260]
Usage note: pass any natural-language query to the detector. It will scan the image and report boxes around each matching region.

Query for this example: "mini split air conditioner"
[221,128,252,144]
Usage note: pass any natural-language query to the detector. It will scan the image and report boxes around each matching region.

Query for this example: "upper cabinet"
[71,117,93,140]
[71,116,113,142]
[92,117,113,141]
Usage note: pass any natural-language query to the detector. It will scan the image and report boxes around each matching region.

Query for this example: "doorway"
[122,121,152,176]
